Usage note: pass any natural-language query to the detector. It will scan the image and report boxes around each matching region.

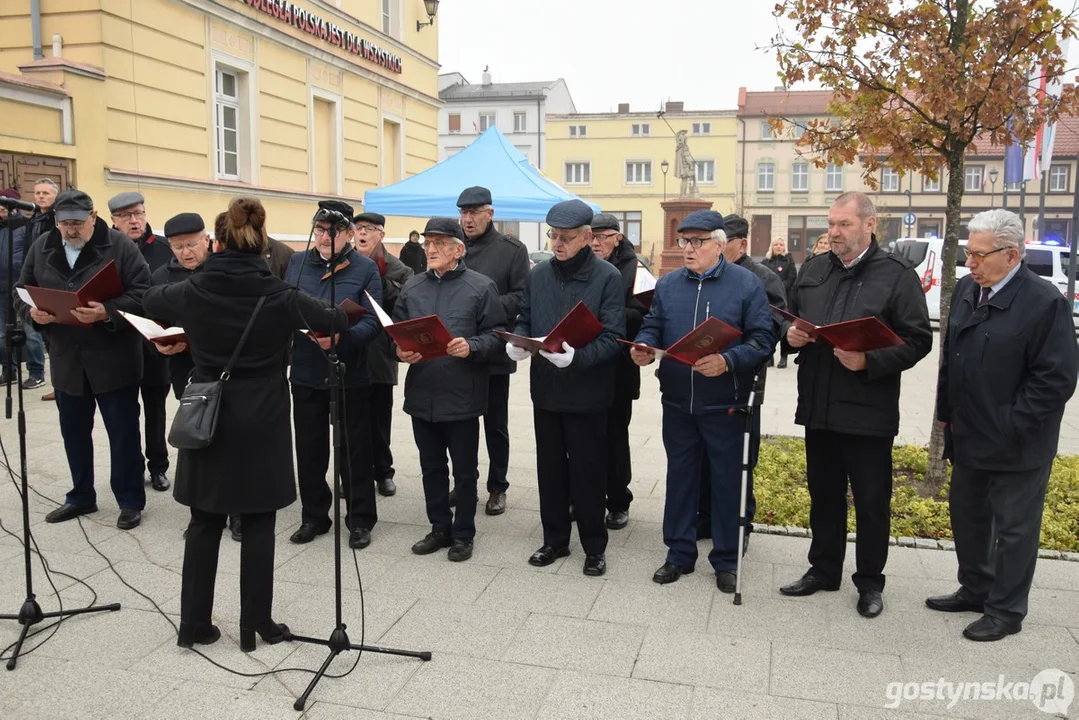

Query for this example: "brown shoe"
[485,491,506,515]
[41,391,55,402]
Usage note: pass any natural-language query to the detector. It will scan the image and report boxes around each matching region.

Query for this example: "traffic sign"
[903,212,917,227]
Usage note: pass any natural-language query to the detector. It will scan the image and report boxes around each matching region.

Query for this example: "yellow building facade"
[0,0,440,242]
[546,102,738,266]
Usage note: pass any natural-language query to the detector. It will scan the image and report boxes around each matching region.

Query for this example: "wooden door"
[750,214,772,257]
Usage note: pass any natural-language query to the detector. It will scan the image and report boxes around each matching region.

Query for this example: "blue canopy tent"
[362,126,600,221]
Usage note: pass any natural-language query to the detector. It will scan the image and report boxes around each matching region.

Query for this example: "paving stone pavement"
[0,339,1077,719]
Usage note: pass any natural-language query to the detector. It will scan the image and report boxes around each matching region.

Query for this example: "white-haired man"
[928,209,1078,641]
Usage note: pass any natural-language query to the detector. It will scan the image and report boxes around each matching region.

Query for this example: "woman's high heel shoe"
[239,621,290,652]
[177,622,221,648]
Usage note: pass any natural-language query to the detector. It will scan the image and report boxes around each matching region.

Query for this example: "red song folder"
[772,306,905,352]
[365,291,454,360]
[618,316,742,366]
[21,260,124,327]
[303,297,368,339]
[494,301,604,354]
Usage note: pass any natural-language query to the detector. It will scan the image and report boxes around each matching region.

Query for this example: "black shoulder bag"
[168,296,266,450]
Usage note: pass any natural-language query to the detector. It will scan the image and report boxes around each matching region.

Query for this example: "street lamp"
[989,167,999,208]
[417,0,439,30]
[661,159,669,202]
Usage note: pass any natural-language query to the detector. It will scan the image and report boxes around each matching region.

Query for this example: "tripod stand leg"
[294,648,341,711]
[5,618,32,670]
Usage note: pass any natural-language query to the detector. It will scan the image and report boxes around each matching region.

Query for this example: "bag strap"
[221,295,267,381]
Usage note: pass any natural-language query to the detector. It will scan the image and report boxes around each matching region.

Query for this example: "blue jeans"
[0,301,44,379]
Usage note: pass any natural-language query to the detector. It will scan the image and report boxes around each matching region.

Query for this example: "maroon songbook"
[306,297,368,340]
[495,301,604,354]
[772,306,905,352]
[24,260,124,327]
[619,316,742,366]
[385,315,454,359]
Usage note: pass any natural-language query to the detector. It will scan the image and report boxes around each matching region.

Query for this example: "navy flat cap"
[163,212,205,237]
[354,212,386,227]
[107,191,145,214]
[722,214,749,239]
[678,209,726,233]
[591,212,621,232]
[546,199,594,229]
[317,200,354,223]
[423,217,464,240]
[457,186,493,207]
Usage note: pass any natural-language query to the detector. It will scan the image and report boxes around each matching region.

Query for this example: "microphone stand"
[0,201,120,669]
[285,218,430,711]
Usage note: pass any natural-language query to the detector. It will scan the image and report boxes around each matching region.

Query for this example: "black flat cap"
[591,212,621,232]
[722,214,749,239]
[423,217,464,240]
[457,186,492,207]
[53,190,94,223]
[354,212,386,227]
[163,212,205,237]
[678,209,726,233]
[317,200,354,223]
[107,191,145,214]
[546,199,594,229]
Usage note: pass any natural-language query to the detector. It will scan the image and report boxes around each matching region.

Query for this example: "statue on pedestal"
[674,130,698,198]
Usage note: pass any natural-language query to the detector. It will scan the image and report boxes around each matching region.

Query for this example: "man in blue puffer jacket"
[631,209,774,592]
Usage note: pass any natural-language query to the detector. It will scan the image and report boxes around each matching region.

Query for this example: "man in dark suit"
[15,190,151,529]
[929,209,1078,641]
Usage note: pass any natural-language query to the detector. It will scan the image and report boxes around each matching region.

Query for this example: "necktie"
[978,287,991,307]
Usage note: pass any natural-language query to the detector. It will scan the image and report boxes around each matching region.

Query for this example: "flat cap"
[591,212,621,233]
[317,199,354,224]
[678,209,726,234]
[422,217,464,240]
[456,186,492,207]
[0,189,20,200]
[354,211,386,227]
[722,214,749,239]
[546,199,594,230]
[107,191,145,214]
[53,190,94,223]
[163,212,205,238]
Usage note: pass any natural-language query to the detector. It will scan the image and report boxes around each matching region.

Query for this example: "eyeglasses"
[966,247,1010,261]
[169,240,205,251]
[592,232,620,241]
[422,238,458,250]
[355,224,383,233]
[57,219,90,229]
[459,208,490,218]
[546,229,582,244]
[113,210,146,220]
[676,236,712,249]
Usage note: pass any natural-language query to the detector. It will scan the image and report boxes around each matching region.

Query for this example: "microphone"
[314,208,350,229]
[0,197,35,213]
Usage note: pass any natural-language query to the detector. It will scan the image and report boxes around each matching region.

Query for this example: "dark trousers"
[56,382,145,511]
[483,373,511,494]
[805,429,894,592]
[140,381,169,475]
[293,385,377,531]
[534,408,608,556]
[950,461,1051,625]
[412,417,480,540]
[698,411,759,533]
[181,508,276,628]
[662,407,742,571]
[605,397,634,513]
[368,383,395,481]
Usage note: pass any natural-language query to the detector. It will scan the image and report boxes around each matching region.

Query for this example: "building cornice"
[105,167,365,205]
[547,110,737,120]
[0,70,70,96]
[17,57,106,81]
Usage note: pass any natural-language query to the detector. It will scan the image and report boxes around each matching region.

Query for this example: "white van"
[892,237,1079,324]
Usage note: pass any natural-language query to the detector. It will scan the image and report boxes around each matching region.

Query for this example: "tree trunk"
[925,143,967,489]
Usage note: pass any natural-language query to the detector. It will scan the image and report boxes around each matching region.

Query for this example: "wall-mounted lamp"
[417,0,440,31]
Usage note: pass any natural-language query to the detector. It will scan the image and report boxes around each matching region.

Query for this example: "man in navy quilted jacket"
[631,209,774,593]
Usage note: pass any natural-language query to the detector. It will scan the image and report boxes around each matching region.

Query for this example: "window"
[695,160,715,184]
[825,163,843,192]
[1050,164,1070,192]
[1026,248,1053,277]
[758,162,775,191]
[881,167,900,192]
[625,161,652,184]
[381,0,398,36]
[494,220,520,238]
[631,123,650,136]
[513,112,527,133]
[923,170,941,192]
[692,122,711,135]
[791,162,809,192]
[965,165,984,192]
[479,113,495,132]
[564,162,590,185]
[792,124,807,140]
[760,121,774,139]
[214,67,242,180]
[607,211,643,247]
[448,113,461,134]
[569,124,586,137]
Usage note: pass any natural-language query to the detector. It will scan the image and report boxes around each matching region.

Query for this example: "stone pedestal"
[658,198,714,276]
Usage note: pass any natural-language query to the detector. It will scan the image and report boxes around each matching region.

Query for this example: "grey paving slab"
[770,641,904,707]
[708,593,833,646]
[377,597,529,661]
[535,670,694,720]
[836,706,953,720]
[588,578,715,632]
[304,702,432,720]
[141,680,312,720]
[474,567,603,619]
[500,612,647,676]
[279,586,418,646]
[365,553,501,604]
[691,686,840,719]
[1032,553,1079,590]
[137,628,304,690]
[632,626,771,693]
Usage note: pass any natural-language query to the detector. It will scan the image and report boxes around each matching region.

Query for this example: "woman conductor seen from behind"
[143,197,347,652]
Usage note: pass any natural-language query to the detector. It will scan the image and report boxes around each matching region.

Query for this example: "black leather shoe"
[653,562,695,585]
[448,488,457,507]
[229,516,242,542]
[716,570,737,594]
[289,522,330,544]
[857,590,884,618]
[779,572,840,596]
[349,527,371,550]
[447,539,473,562]
[485,492,506,516]
[528,544,570,567]
[45,503,97,523]
[377,477,396,497]
[926,590,984,614]
[149,472,170,492]
[963,615,1021,642]
[177,622,221,648]
[240,621,289,652]
[117,509,141,530]
[583,554,606,576]
[411,532,452,555]
[605,510,629,530]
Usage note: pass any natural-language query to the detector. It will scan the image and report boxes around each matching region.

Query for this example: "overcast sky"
[437,0,1079,114]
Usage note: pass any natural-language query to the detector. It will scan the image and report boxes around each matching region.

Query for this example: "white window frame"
[210,53,256,183]
[568,124,586,137]
[513,112,527,133]
[1050,164,1069,192]
[695,159,715,185]
[692,122,711,135]
[381,0,401,39]
[215,68,240,181]
[631,123,650,136]
[923,170,941,192]
[564,161,590,185]
[309,87,343,195]
[882,167,901,192]
[625,160,652,185]
[479,112,495,132]
[964,165,984,192]
[448,113,461,134]
[825,162,843,192]
[760,121,774,139]
[758,162,775,191]
[791,161,809,192]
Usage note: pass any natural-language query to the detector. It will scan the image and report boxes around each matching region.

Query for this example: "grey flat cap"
[53,190,94,223]
[591,213,621,233]
[457,186,492,207]
[546,199,594,229]
[108,191,145,214]
[722,214,749,239]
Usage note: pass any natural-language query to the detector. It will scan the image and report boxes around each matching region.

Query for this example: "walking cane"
[728,370,760,606]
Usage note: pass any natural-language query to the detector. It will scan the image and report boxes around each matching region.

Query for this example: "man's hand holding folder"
[623,316,742,374]
[772,305,905,371]
[366,290,455,361]
[20,260,124,327]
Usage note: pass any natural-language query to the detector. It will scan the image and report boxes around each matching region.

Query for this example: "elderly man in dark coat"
[15,190,151,529]
[929,209,1078,642]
